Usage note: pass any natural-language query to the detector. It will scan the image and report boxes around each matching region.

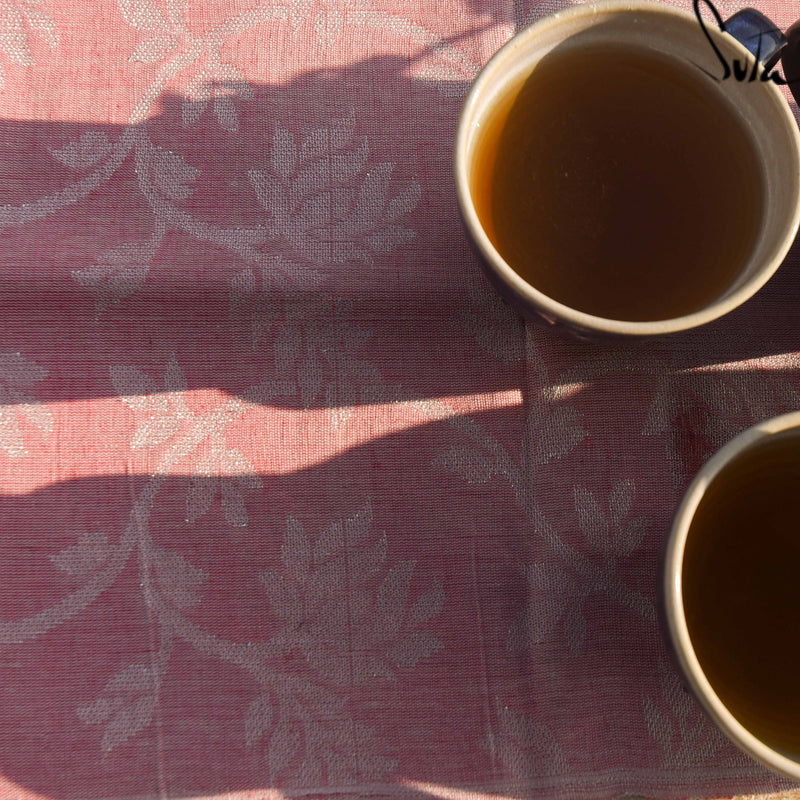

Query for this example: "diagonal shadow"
[0,403,791,800]
[0,50,538,412]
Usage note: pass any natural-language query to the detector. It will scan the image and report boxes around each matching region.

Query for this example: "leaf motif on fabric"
[260,569,302,624]
[352,652,396,683]
[290,157,331,209]
[385,631,443,667]
[247,114,417,279]
[110,365,160,406]
[15,398,52,435]
[349,532,387,579]
[131,411,181,449]
[353,162,392,229]
[264,504,443,691]
[641,377,675,436]
[229,268,257,311]
[163,353,187,393]
[183,65,252,130]
[512,563,575,649]
[385,181,420,221]
[0,351,47,386]
[244,693,273,747]
[76,697,113,725]
[418,63,472,96]
[434,444,497,484]
[109,355,205,458]
[0,353,51,457]
[182,72,212,126]
[271,126,297,180]
[296,753,324,786]
[373,559,417,642]
[73,262,150,313]
[298,351,322,408]
[50,532,114,579]
[341,324,372,353]
[643,659,731,768]
[213,94,238,133]
[248,169,287,227]
[658,660,692,720]
[153,547,207,608]
[164,0,187,24]
[408,580,444,626]
[0,405,24,457]
[313,520,345,567]
[297,189,331,234]
[610,478,635,525]
[203,441,263,528]
[574,487,610,552]
[21,5,58,48]
[452,281,525,363]
[562,601,587,653]
[365,224,415,254]
[299,126,329,162]
[617,516,649,558]
[313,6,343,47]
[150,147,199,201]
[100,693,157,753]
[643,694,675,755]
[263,255,325,290]
[73,241,154,313]
[107,662,155,694]
[329,111,355,150]
[490,700,569,777]
[220,477,249,527]
[691,372,743,416]
[268,720,301,780]
[0,2,32,65]
[51,131,112,170]
[118,0,170,31]
[130,32,176,62]
[78,653,168,754]
[331,137,369,183]
[533,406,586,465]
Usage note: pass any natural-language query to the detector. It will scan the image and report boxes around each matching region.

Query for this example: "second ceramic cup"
[664,410,800,779]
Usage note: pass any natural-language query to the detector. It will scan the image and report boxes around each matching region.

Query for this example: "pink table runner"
[1,0,800,798]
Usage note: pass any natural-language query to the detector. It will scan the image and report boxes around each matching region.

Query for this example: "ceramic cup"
[454,1,800,338]
[664,411,800,779]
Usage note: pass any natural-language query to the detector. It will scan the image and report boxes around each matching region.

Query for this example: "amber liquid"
[683,431,800,757]
[471,43,764,321]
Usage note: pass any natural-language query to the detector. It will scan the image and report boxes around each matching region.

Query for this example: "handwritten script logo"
[694,0,793,84]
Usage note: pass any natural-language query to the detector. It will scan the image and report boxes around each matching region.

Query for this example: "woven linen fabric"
[1,1,800,799]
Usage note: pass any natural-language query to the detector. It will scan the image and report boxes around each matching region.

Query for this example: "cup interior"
[454,1,800,336]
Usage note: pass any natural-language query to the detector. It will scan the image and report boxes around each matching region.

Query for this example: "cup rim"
[454,0,800,337]
[664,410,800,779]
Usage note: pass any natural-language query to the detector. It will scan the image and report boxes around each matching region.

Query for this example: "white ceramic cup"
[664,411,800,779]
[454,1,800,338]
